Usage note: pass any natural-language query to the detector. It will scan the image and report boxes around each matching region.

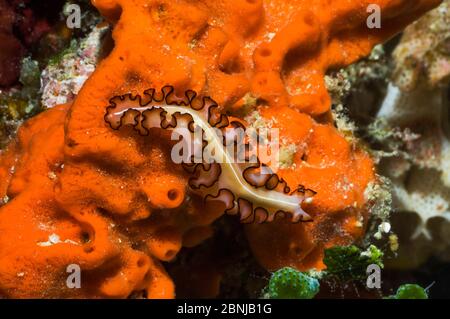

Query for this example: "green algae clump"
[267,267,320,299]
[323,245,383,281]
[387,284,428,299]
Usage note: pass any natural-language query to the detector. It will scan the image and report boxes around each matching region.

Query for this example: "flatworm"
[104,86,315,223]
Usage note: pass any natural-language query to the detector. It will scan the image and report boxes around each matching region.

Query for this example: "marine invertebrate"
[105,86,315,223]
[0,0,441,298]
[0,104,178,298]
